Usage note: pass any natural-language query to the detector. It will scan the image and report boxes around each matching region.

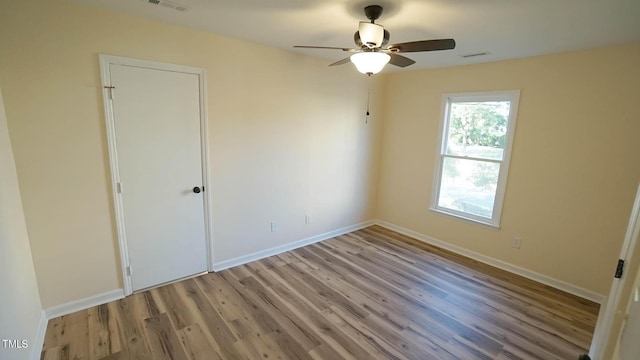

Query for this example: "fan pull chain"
[365,75,371,124]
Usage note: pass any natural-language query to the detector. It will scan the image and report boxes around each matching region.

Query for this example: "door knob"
[193,186,202,194]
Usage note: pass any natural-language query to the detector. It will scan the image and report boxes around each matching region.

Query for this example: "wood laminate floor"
[40,226,600,360]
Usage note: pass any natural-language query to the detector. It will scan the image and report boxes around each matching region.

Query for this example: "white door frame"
[99,54,214,296]
[589,182,640,359]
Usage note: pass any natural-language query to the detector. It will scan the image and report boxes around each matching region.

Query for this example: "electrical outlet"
[512,237,522,249]
[270,221,278,232]
[305,214,311,224]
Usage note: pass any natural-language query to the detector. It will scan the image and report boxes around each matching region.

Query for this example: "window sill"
[429,207,501,230]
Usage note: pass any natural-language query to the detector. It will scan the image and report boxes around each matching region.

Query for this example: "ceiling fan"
[294,5,456,75]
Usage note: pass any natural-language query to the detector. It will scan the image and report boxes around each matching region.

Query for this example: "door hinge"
[117,182,123,194]
[104,85,116,100]
[126,266,132,276]
[615,259,625,279]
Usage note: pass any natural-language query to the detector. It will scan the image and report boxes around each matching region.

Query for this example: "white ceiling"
[71,0,640,72]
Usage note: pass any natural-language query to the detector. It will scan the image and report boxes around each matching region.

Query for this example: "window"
[431,91,520,227]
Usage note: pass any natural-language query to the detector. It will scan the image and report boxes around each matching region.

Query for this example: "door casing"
[99,54,213,295]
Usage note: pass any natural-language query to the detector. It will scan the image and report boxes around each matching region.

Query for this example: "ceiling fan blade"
[387,39,456,53]
[387,53,415,67]
[329,57,352,66]
[294,45,359,52]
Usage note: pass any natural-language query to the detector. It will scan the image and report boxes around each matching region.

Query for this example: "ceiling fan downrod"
[364,5,383,23]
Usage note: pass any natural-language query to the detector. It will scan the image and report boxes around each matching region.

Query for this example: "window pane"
[445,101,511,160]
[438,157,500,219]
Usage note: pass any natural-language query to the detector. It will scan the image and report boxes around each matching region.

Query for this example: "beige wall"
[0,88,43,360]
[0,0,381,308]
[377,43,640,296]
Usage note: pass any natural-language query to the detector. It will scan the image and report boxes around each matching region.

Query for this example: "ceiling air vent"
[461,51,491,59]
[145,0,190,12]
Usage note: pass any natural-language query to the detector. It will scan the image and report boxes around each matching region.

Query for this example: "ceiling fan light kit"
[358,22,384,48]
[293,4,456,75]
[350,52,390,75]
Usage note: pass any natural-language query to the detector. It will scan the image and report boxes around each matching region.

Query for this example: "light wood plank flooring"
[40,226,599,359]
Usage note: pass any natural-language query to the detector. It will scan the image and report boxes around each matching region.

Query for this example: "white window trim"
[430,90,520,228]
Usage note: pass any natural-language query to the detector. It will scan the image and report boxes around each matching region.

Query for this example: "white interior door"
[590,182,640,359]
[108,62,208,292]
[619,271,640,359]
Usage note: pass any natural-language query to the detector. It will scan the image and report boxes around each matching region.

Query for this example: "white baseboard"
[30,310,48,360]
[44,289,125,320]
[41,220,373,320]
[375,220,606,304]
[213,220,376,271]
